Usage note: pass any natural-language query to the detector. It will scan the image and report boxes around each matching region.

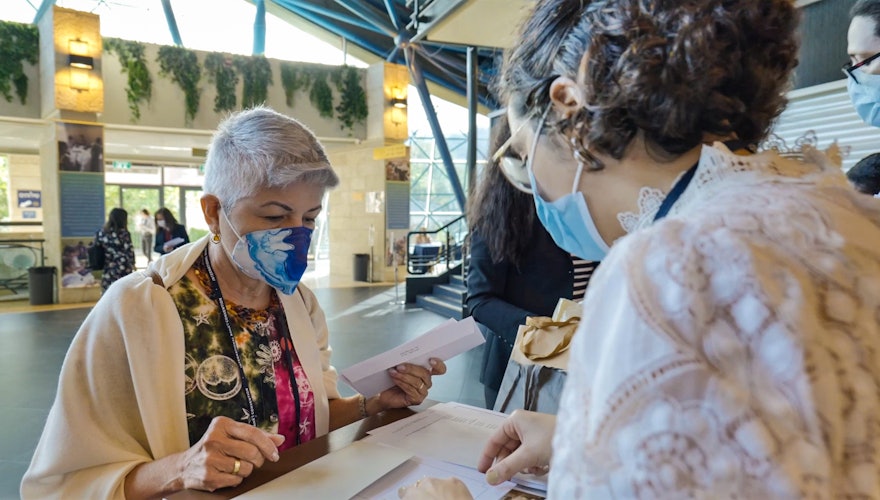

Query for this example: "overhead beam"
[253,0,266,55]
[160,0,184,46]
[280,0,388,35]
[332,0,397,38]
[277,1,390,56]
[383,0,402,31]
[405,46,467,212]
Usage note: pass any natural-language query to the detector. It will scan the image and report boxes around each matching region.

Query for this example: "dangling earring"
[211,233,221,244]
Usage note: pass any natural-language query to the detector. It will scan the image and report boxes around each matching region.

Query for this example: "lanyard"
[202,248,301,444]
[653,161,698,222]
[653,140,749,222]
[203,249,258,427]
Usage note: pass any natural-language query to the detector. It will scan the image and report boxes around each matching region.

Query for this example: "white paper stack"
[364,402,549,494]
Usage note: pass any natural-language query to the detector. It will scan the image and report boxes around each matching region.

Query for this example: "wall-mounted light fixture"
[67,39,93,91]
[389,86,407,109]
[390,96,407,109]
[68,39,93,69]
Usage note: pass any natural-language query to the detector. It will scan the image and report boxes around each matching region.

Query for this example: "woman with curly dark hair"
[399,0,880,498]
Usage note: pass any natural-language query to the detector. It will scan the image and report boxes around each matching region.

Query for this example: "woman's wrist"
[366,395,385,416]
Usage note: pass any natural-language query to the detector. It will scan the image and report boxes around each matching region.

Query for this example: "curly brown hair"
[497,0,800,170]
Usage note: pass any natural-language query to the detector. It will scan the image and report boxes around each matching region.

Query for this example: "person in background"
[847,152,880,194]
[154,207,189,255]
[846,0,880,127]
[467,115,595,408]
[95,208,136,292]
[401,0,880,497]
[414,227,432,245]
[137,208,156,265]
[22,107,446,499]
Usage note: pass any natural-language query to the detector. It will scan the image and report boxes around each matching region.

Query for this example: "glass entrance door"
[182,188,208,241]
[120,186,161,266]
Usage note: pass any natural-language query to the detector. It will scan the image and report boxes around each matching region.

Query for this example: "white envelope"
[340,316,485,396]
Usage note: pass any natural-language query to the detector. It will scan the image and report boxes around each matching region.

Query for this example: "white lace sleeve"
[549,185,880,498]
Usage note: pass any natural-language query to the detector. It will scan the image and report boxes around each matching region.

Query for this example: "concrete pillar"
[37,6,104,303]
[327,62,409,284]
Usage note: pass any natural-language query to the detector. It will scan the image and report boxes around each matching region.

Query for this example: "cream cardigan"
[21,236,341,499]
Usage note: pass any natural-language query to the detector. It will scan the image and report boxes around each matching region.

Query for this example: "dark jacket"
[466,218,574,395]
[154,225,190,255]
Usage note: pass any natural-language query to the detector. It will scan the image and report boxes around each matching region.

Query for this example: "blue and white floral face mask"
[222,210,311,295]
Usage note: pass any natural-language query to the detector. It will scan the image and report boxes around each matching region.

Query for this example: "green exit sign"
[112,161,131,169]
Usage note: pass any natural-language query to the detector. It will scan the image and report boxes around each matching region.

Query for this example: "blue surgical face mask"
[847,72,880,127]
[222,210,312,295]
[526,107,610,261]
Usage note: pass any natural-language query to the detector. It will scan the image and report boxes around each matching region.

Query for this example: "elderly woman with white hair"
[22,107,446,499]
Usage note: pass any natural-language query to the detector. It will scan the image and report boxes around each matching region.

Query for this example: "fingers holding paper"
[380,358,447,409]
[476,410,556,485]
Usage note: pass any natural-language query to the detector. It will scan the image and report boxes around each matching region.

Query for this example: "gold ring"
[232,458,241,475]
[419,382,425,391]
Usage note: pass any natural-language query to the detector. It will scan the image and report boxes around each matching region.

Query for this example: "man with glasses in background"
[846,0,880,127]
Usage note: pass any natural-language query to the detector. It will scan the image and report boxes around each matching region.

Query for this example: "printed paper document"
[364,402,549,492]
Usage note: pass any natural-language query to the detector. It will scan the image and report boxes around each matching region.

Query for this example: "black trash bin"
[353,253,369,282]
[28,266,56,306]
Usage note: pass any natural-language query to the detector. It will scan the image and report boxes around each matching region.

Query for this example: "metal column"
[405,47,467,212]
[466,46,478,199]
[160,0,183,46]
[253,0,266,55]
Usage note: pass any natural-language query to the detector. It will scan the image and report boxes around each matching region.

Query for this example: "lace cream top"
[550,143,880,498]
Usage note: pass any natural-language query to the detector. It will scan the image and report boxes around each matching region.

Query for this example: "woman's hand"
[177,416,285,491]
[378,358,447,410]
[397,477,473,499]
[476,410,556,485]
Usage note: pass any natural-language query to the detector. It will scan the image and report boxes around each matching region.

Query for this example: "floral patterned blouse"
[169,252,316,451]
[95,228,135,291]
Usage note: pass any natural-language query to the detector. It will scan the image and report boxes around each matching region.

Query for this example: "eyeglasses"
[491,104,554,195]
[842,50,880,83]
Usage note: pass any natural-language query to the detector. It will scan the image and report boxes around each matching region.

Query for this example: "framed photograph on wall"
[60,239,98,288]
[57,122,104,173]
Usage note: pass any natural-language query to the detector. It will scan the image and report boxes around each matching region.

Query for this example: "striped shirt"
[572,258,598,301]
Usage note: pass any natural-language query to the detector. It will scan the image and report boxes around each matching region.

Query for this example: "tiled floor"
[0,283,484,500]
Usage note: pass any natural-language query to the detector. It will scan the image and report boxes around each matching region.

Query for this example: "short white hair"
[203,106,339,209]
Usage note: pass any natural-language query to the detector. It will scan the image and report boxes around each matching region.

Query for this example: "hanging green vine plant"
[104,38,152,121]
[278,63,368,133]
[156,46,202,124]
[306,68,334,118]
[204,52,238,113]
[0,21,39,105]
[280,62,307,107]
[234,55,272,108]
[332,66,368,133]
